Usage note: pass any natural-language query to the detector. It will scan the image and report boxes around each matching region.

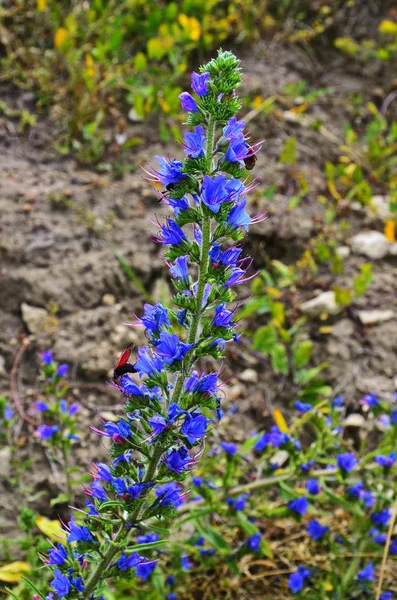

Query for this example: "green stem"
[61,440,73,506]
[82,116,217,600]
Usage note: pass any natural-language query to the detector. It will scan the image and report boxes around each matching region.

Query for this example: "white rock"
[128,108,143,123]
[0,355,5,376]
[0,447,11,480]
[336,246,351,259]
[350,231,390,259]
[270,450,289,467]
[371,195,390,220]
[102,293,116,306]
[300,291,341,317]
[357,309,395,325]
[389,243,397,256]
[343,414,366,428]
[239,368,259,384]
[21,302,48,335]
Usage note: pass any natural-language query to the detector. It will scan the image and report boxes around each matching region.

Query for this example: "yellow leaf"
[54,27,68,49]
[325,581,334,591]
[37,0,47,10]
[252,95,263,109]
[266,286,282,298]
[134,52,147,72]
[344,163,357,176]
[384,219,396,243]
[327,181,342,201]
[379,20,397,35]
[319,326,333,334]
[36,515,66,543]
[85,53,95,78]
[273,409,289,433]
[290,103,308,114]
[0,561,31,583]
[338,156,351,164]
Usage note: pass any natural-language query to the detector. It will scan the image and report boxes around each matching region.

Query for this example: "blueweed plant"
[34,350,80,505]
[36,50,265,600]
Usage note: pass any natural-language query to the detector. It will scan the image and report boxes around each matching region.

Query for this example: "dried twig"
[375,501,397,600]
[10,337,39,426]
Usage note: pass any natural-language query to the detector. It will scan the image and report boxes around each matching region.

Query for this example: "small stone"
[300,291,341,318]
[239,368,259,383]
[99,411,118,422]
[343,414,366,428]
[357,310,395,326]
[389,243,397,256]
[371,195,390,220]
[270,450,289,467]
[0,355,5,376]
[336,246,350,259]
[102,293,116,306]
[350,231,390,259]
[21,302,48,335]
[128,108,143,123]
[0,447,11,480]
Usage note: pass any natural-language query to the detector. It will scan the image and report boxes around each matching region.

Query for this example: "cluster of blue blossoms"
[41,50,265,599]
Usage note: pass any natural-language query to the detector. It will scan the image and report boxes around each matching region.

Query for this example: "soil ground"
[0,40,396,546]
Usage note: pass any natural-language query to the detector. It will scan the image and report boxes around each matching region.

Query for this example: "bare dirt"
[1,40,396,541]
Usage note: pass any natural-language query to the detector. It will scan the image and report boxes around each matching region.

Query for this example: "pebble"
[335,246,351,259]
[343,414,366,428]
[0,447,11,480]
[357,309,395,325]
[350,231,390,259]
[239,368,259,383]
[102,293,116,306]
[371,195,390,220]
[300,291,341,317]
[21,302,48,335]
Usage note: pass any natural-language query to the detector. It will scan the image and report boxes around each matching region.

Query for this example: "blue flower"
[165,447,191,473]
[347,481,363,498]
[247,533,262,552]
[332,395,344,406]
[363,393,379,407]
[128,483,151,499]
[220,246,242,266]
[136,560,157,579]
[374,453,396,468]
[148,414,168,436]
[167,594,178,600]
[68,403,80,415]
[337,453,357,473]
[220,441,237,456]
[201,175,230,214]
[213,303,235,328]
[112,477,127,495]
[226,198,251,230]
[227,493,248,511]
[140,302,170,332]
[184,126,206,158]
[48,544,68,566]
[60,399,68,413]
[90,482,107,502]
[50,569,70,597]
[35,401,49,412]
[41,350,53,365]
[137,533,160,544]
[361,490,375,509]
[37,425,59,439]
[181,413,207,444]
[156,332,193,365]
[181,555,192,570]
[225,134,249,164]
[168,195,189,216]
[306,479,321,495]
[57,363,69,377]
[294,401,312,413]
[288,497,309,516]
[67,518,93,543]
[288,566,311,594]
[191,71,209,96]
[120,375,142,396]
[155,481,184,507]
[157,219,187,246]
[380,593,393,600]
[192,476,203,487]
[170,256,190,282]
[357,562,375,582]
[135,347,163,377]
[72,576,85,592]
[223,116,246,139]
[179,92,198,113]
[186,372,218,395]
[370,528,387,544]
[153,156,185,187]
[371,509,391,527]
[4,405,14,420]
[307,520,329,541]
[117,552,143,570]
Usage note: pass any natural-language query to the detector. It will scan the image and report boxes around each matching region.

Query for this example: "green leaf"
[323,487,363,517]
[236,512,258,536]
[252,325,277,353]
[5,589,20,600]
[240,433,262,455]
[333,286,352,307]
[280,137,297,165]
[270,343,289,374]
[292,340,313,368]
[21,578,46,599]
[124,540,168,552]
[115,253,152,300]
[50,493,70,507]
[194,519,231,552]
